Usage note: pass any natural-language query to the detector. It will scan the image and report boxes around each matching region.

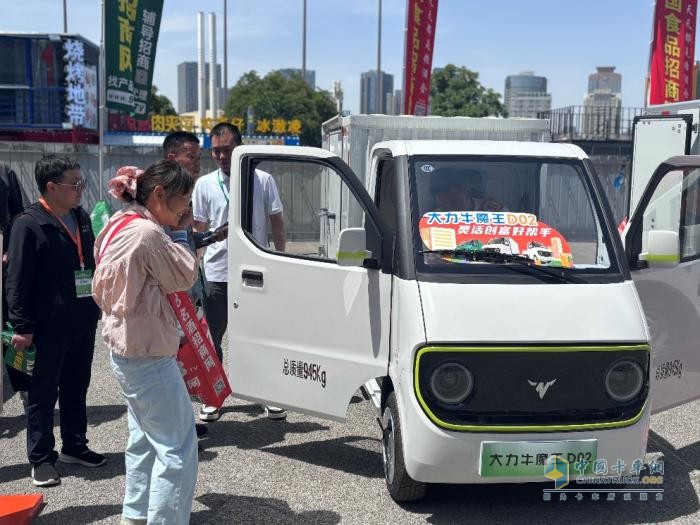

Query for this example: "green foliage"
[149,85,176,116]
[225,71,337,147]
[430,64,506,117]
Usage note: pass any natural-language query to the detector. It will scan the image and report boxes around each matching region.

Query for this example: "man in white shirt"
[192,123,286,421]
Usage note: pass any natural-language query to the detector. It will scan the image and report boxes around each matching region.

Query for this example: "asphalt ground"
[1,331,699,524]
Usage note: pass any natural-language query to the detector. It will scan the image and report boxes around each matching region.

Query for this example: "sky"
[4,0,661,114]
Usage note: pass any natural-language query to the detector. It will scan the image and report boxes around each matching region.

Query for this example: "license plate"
[480,440,597,477]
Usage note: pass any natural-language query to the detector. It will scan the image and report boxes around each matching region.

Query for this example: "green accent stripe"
[336,251,368,260]
[644,254,679,263]
[413,345,650,433]
[416,345,650,355]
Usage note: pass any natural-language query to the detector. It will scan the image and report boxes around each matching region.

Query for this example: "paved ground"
[1,332,699,524]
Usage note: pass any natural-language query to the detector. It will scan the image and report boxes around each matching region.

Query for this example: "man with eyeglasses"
[192,122,287,422]
[5,155,105,487]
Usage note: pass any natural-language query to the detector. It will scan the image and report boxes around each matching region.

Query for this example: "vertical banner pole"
[99,0,106,200]
[377,0,382,113]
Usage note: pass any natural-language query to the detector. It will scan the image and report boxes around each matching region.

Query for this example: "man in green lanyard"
[192,123,286,422]
[5,155,104,487]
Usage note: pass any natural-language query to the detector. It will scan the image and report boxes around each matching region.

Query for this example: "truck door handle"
[242,269,264,288]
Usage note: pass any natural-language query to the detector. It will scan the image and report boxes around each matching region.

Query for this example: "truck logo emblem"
[527,379,557,399]
[421,164,435,173]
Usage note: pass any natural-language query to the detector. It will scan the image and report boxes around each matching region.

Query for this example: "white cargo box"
[322,114,552,186]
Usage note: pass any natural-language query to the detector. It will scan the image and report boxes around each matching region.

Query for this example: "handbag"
[171,291,231,408]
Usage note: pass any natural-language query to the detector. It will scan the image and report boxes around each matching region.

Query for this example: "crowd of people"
[0,124,286,525]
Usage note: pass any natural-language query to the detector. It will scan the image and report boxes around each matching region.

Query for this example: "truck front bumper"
[396,368,650,484]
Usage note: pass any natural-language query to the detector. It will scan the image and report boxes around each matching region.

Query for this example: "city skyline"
[5,1,657,115]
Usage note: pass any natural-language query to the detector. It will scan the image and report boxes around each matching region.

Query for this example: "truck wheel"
[381,391,427,502]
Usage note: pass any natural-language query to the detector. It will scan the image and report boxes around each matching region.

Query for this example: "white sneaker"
[199,405,220,421]
[265,406,287,420]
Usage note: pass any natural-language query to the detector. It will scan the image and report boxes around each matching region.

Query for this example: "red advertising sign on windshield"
[419,211,574,267]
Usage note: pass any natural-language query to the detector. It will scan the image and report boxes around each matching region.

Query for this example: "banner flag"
[648,0,697,105]
[402,0,439,115]
[105,0,164,118]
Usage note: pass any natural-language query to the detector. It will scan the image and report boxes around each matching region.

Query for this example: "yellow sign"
[150,115,302,135]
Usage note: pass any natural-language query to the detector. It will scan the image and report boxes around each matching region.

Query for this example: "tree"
[225,71,337,147]
[430,64,506,117]
[149,85,176,116]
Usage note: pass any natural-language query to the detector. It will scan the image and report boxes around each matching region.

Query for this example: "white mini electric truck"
[226,117,700,502]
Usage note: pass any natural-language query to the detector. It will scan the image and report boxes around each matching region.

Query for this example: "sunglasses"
[55,179,87,192]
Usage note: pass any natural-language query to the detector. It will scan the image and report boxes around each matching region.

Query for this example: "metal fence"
[540,106,645,142]
[0,142,321,240]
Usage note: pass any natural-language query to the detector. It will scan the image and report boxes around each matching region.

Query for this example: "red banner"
[648,0,697,105]
[170,291,232,408]
[402,0,439,115]
[419,211,574,267]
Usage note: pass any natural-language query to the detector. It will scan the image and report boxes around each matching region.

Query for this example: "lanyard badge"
[39,198,92,298]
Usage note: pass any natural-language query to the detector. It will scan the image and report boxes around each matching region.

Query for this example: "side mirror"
[639,230,679,268]
[337,228,372,267]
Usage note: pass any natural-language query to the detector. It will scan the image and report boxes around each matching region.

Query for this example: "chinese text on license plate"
[480,440,597,477]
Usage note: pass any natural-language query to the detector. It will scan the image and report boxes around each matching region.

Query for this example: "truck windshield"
[411,156,620,281]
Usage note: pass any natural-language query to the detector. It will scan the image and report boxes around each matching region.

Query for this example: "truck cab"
[225,135,700,501]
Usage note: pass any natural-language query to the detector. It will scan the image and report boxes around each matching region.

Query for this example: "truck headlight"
[429,362,474,404]
[604,359,644,402]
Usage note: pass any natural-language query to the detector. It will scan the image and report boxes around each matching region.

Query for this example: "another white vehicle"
[225,115,700,502]
[523,241,554,264]
[483,237,520,256]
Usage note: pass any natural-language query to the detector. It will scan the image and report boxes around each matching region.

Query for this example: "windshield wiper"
[419,249,584,284]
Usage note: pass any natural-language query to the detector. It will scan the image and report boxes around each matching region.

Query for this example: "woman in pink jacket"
[93,160,198,525]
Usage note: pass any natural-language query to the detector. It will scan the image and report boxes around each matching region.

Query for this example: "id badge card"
[75,269,93,298]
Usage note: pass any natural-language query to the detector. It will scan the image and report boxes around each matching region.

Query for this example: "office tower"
[360,70,394,114]
[504,71,551,118]
[277,68,316,89]
[583,66,622,138]
[177,61,225,113]
[385,89,403,115]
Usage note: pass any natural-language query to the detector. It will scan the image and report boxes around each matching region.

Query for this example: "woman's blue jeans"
[110,353,198,525]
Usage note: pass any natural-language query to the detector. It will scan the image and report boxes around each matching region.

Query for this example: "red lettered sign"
[648,0,697,104]
[419,211,574,267]
[402,0,439,115]
[170,291,232,408]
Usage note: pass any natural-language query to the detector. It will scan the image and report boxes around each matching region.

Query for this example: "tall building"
[503,71,551,118]
[385,89,403,115]
[277,68,316,89]
[588,66,622,94]
[582,66,622,139]
[177,61,226,114]
[360,70,394,114]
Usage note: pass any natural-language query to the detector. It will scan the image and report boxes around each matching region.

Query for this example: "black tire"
[381,391,427,502]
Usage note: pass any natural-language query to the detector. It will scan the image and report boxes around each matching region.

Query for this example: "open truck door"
[629,115,692,219]
[625,156,700,413]
[226,146,391,420]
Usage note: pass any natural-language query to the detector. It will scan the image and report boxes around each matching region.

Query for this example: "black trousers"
[202,281,227,364]
[27,327,97,466]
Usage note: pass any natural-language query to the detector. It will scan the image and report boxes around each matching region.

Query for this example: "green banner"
[480,440,597,478]
[105,0,164,118]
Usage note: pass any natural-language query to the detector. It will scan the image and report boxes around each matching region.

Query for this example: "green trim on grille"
[414,344,650,433]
